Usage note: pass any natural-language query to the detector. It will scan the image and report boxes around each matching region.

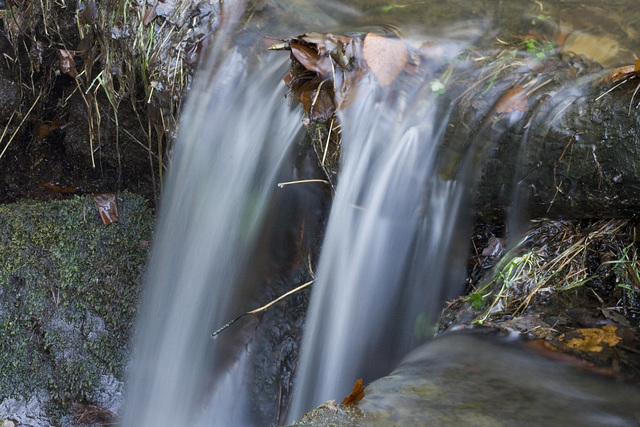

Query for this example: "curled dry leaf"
[290,41,333,75]
[363,33,408,87]
[601,59,640,84]
[58,49,78,78]
[93,193,119,225]
[342,378,365,404]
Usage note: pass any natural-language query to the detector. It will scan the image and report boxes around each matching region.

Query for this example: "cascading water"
[287,62,474,419]
[123,2,354,424]
[125,1,640,425]
[122,37,309,427]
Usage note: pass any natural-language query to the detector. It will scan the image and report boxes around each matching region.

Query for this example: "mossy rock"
[0,192,154,416]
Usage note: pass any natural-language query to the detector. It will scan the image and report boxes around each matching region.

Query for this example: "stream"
[124,1,640,425]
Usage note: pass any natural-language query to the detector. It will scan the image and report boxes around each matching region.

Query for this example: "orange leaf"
[601,64,637,84]
[363,33,408,87]
[43,183,77,194]
[38,120,61,140]
[342,378,365,404]
[561,324,620,352]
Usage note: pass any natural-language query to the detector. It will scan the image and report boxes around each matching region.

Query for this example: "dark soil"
[0,30,159,204]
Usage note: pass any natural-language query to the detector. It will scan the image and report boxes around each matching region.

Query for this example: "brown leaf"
[93,193,119,225]
[38,120,61,140]
[143,5,158,25]
[494,85,529,114]
[185,33,209,66]
[58,49,77,78]
[290,41,333,75]
[363,33,408,87]
[342,378,365,404]
[601,64,638,84]
[43,183,77,194]
[79,1,98,25]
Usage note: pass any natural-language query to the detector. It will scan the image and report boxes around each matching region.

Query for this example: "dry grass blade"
[0,93,41,161]
[211,280,314,338]
[473,219,630,322]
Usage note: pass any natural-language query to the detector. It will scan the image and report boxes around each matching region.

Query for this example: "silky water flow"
[124,37,473,427]
[122,49,309,424]
[125,1,640,425]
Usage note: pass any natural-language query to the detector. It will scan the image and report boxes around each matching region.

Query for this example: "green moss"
[0,192,154,413]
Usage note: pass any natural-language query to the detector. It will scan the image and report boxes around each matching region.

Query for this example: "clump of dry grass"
[0,0,220,188]
[467,219,638,323]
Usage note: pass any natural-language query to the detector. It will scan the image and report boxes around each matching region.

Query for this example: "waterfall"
[124,1,640,425]
[122,49,306,426]
[123,2,482,424]
[287,73,472,418]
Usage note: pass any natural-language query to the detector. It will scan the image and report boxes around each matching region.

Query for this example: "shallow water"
[124,1,640,425]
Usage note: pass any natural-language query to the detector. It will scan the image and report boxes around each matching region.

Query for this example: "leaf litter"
[271,31,443,188]
[440,219,640,381]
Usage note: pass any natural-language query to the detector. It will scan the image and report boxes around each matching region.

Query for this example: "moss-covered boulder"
[0,192,154,420]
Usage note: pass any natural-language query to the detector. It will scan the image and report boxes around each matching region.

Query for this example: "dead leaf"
[143,5,158,25]
[601,308,631,327]
[79,1,98,25]
[342,378,365,404]
[290,41,333,75]
[561,324,620,352]
[601,60,640,84]
[58,49,78,78]
[363,33,408,87]
[38,120,61,140]
[93,193,119,225]
[185,33,209,66]
[43,183,77,194]
[494,85,529,114]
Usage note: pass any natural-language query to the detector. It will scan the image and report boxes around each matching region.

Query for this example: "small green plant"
[522,38,557,60]
[602,241,640,302]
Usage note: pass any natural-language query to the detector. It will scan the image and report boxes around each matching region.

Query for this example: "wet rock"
[0,394,54,427]
[293,331,640,426]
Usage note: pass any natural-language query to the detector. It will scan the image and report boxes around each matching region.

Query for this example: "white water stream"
[124,1,640,425]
